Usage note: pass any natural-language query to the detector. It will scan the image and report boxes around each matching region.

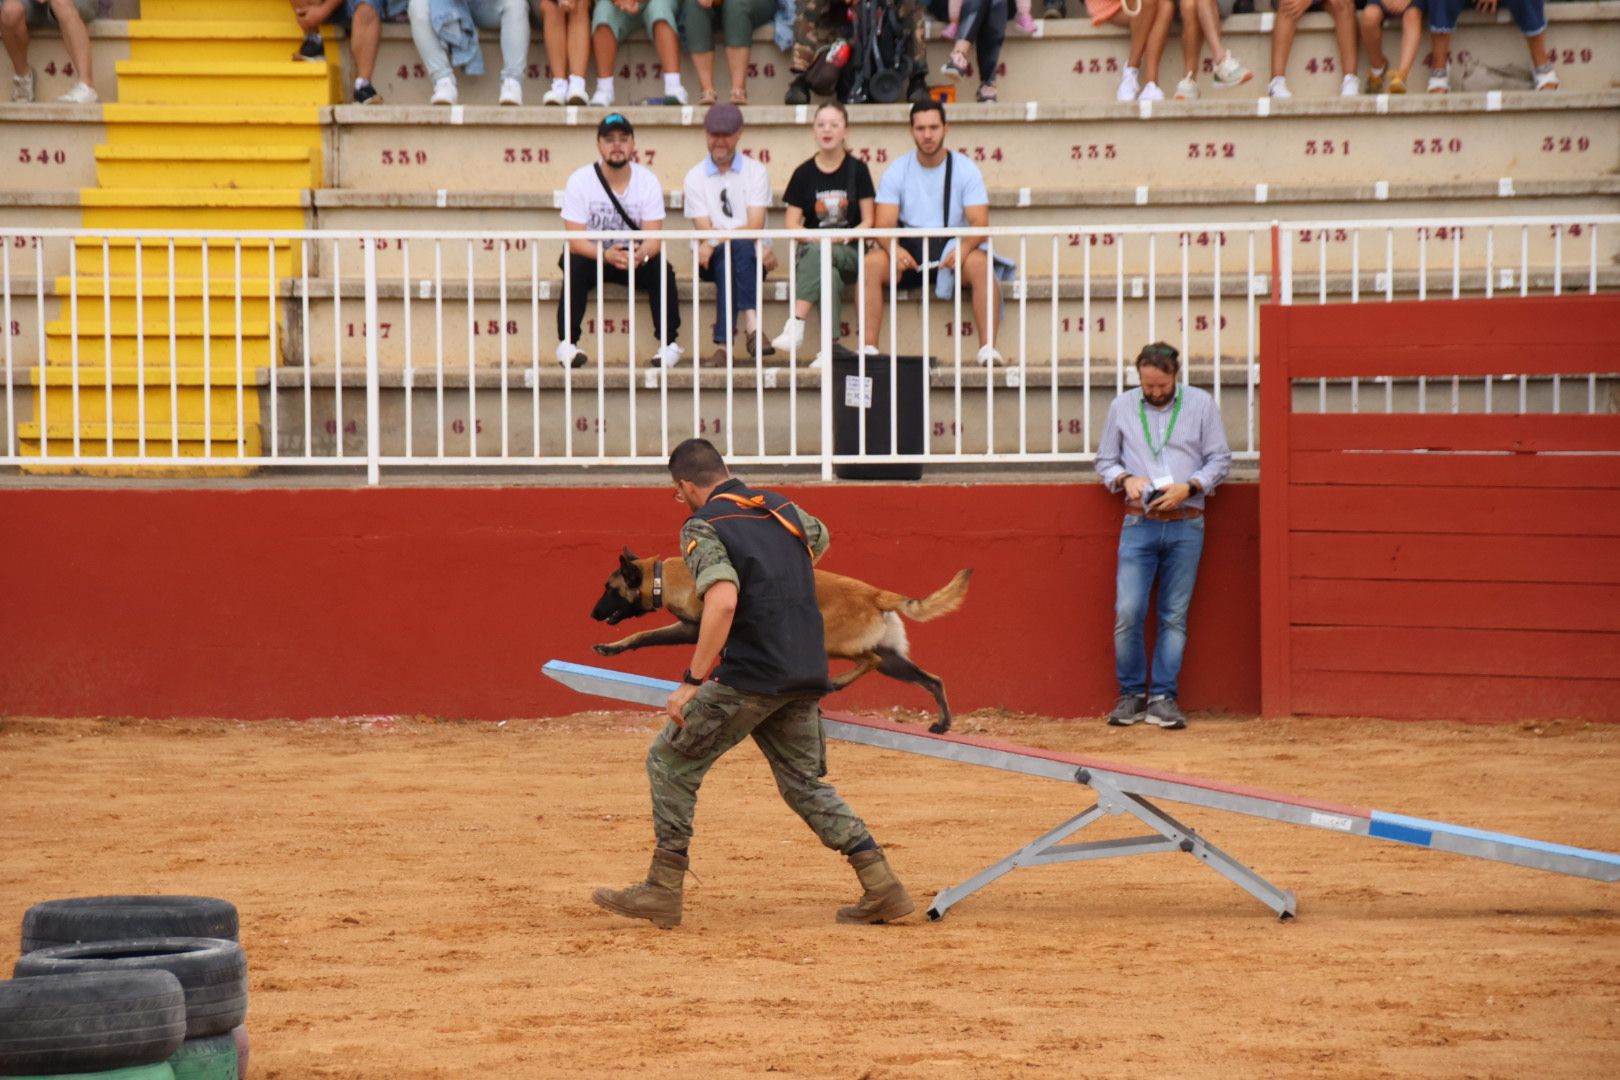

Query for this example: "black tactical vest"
[694,478,830,696]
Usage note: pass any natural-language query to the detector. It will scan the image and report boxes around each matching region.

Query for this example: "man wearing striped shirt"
[1094,342,1232,731]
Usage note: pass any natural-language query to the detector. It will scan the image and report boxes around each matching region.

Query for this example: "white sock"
[568,74,586,96]
[595,77,614,96]
[550,77,566,95]
[663,72,682,95]
[354,78,369,92]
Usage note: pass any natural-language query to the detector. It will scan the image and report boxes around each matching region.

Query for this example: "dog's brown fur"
[591,550,972,733]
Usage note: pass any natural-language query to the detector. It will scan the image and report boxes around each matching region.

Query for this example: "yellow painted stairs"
[22,0,336,470]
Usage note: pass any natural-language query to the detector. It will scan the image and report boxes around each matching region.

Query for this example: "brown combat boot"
[835,848,915,924]
[591,849,687,929]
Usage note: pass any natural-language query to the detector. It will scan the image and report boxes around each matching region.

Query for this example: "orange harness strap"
[707,492,813,557]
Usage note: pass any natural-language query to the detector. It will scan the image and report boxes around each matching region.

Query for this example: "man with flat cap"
[557,112,685,369]
[682,103,777,367]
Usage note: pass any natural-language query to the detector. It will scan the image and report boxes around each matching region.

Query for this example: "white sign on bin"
[844,374,873,409]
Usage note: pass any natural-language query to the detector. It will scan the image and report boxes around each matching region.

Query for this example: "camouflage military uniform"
[791,0,926,76]
[645,507,871,856]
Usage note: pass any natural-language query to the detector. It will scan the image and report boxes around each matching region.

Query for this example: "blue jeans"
[698,239,758,343]
[1114,514,1205,699]
[407,0,530,83]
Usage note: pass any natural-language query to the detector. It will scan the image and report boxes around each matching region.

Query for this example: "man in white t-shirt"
[681,103,777,367]
[862,100,1004,367]
[557,113,685,368]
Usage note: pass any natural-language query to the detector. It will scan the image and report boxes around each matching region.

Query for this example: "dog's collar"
[650,560,664,611]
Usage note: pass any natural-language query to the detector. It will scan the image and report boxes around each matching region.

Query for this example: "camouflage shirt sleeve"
[680,517,740,598]
[793,506,830,561]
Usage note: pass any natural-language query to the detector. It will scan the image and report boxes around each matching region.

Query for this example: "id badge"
[1150,471,1175,491]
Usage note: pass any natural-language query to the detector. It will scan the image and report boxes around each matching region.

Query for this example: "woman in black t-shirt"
[768,103,877,366]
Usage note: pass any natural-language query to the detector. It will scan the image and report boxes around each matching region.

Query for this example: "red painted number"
[1071,144,1118,160]
[1178,231,1228,247]
[1058,317,1107,333]
[450,419,484,434]
[344,322,392,339]
[1177,314,1228,331]
[471,320,520,336]
[741,147,771,164]
[1548,224,1586,238]
[1067,232,1118,247]
[1303,139,1349,156]
[744,63,776,78]
[574,416,607,432]
[1187,142,1236,159]
[954,146,1003,163]
[481,239,529,251]
[616,64,662,80]
[17,148,67,165]
[1303,57,1338,74]
[396,63,428,79]
[1411,137,1463,155]
[585,318,630,335]
[1071,57,1121,76]
[1298,228,1352,244]
[1541,136,1591,153]
[852,147,889,164]
[324,419,360,435]
[503,148,552,164]
[942,321,975,337]
[380,149,428,165]
[43,61,75,77]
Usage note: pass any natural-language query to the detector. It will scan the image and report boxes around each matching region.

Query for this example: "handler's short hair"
[669,438,728,485]
[1135,342,1181,376]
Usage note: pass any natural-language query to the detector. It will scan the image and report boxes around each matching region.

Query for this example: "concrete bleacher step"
[330,92,1620,193]
[355,7,1620,108]
[113,60,332,107]
[94,144,320,189]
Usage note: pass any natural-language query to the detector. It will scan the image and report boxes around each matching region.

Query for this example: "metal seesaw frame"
[542,660,1620,920]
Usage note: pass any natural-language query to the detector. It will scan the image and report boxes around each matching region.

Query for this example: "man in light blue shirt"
[861,100,1005,366]
[1094,342,1232,730]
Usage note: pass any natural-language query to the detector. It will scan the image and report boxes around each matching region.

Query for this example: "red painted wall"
[0,484,1259,721]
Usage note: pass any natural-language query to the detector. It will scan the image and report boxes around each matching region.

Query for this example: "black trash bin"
[831,350,929,480]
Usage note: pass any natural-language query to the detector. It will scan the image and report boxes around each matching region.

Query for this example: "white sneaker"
[650,342,685,368]
[430,76,458,106]
[806,353,826,370]
[1267,75,1291,99]
[1426,66,1450,94]
[588,84,615,107]
[1173,75,1199,100]
[1138,81,1164,102]
[662,82,689,106]
[857,344,881,357]
[770,318,806,352]
[11,70,34,103]
[567,83,590,106]
[542,80,566,106]
[499,77,522,106]
[976,345,1005,367]
[555,341,586,368]
[1533,64,1559,91]
[1339,74,1360,96]
[1116,66,1140,102]
[1211,52,1252,88]
[57,81,97,104]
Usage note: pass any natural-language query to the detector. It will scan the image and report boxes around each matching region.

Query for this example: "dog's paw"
[593,644,621,656]
[928,719,951,735]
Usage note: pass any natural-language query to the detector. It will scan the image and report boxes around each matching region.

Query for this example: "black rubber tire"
[13,940,247,1041]
[0,969,186,1076]
[20,898,237,956]
[167,1032,237,1080]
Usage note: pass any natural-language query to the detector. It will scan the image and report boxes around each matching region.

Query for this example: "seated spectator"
[1427,0,1556,92]
[683,0,776,105]
[931,0,1007,102]
[291,1,383,104]
[1268,0,1358,97]
[3,0,97,103]
[862,100,1007,367]
[537,0,591,104]
[786,0,929,106]
[556,114,685,369]
[770,102,876,365]
[682,103,777,366]
[408,0,529,105]
[1087,0,1176,102]
[946,0,1036,36]
[1170,0,1252,99]
[589,0,686,106]
[1360,0,1423,93]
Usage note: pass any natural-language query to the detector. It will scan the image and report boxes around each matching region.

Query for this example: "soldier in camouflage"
[785,0,930,104]
[591,437,915,929]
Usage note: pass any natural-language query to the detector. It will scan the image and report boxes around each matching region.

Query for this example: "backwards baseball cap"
[702,102,744,136]
[597,113,634,138]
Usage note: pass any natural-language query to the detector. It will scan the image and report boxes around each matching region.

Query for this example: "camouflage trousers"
[791,0,926,73]
[647,680,871,855]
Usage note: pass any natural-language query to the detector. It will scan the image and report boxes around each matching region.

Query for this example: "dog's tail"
[876,568,973,623]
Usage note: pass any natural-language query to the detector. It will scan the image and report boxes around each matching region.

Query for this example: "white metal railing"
[1,216,1614,483]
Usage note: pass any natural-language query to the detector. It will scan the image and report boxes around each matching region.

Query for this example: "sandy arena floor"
[2,710,1617,1079]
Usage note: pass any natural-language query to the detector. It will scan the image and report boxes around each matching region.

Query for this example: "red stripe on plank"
[1290,579,1620,633]
[1289,414,1620,455]
[823,709,1371,819]
[1291,625,1620,680]
[1289,533,1620,585]
[1289,450,1620,490]
[1289,485,1620,536]
[1290,671,1620,723]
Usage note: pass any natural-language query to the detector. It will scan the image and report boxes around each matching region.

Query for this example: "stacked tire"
[1,898,249,1080]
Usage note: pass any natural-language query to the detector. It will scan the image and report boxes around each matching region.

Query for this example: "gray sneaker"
[1143,696,1187,730]
[1106,694,1148,726]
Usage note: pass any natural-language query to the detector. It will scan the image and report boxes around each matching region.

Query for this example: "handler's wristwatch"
[681,669,705,686]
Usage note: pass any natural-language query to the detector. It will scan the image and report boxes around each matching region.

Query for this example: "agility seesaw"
[543,659,1620,920]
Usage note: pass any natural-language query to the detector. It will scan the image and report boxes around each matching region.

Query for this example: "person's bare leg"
[652,21,680,76]
[1178,0,1202,78]
[1359,7,1386,72]
[348,1,379,82]
[962,250,997,353]
[1327,0,1357,75]
[1524,31,1549,68]
[47,0,93,87]
[726,44,749,97]
[861,249,890,349]
[567,6,589,74]
[1193,0,1228,63]
[1395,6,1420,77]
[1143,0,1174,84]
[593,25,618,79]
[0,1,30,79]
[1271,3,1300,79]
[691,50,716,95]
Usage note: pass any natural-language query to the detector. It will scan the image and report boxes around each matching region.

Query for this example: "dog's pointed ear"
[618,547,642,588]
[620,546,639,568]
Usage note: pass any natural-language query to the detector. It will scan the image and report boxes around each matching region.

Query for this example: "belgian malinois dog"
[591,549,972,734]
